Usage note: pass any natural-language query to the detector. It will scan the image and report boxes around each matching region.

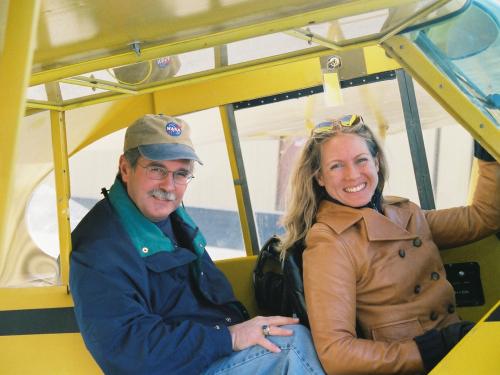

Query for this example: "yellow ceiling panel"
[32,0,443,84]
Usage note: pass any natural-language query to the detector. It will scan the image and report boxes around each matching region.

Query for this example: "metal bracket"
[129,41,142,56]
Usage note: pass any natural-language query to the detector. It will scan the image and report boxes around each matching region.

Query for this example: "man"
[70,114,324,375]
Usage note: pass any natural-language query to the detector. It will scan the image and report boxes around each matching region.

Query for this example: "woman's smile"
[344,182,367,193]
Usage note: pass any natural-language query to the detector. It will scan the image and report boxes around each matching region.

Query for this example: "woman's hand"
[228,316,299,352]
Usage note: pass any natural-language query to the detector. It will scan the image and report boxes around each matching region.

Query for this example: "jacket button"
[399,249,406,258]
[448,304,455,314]
[431,272,440,281]
[430,311,439,321]
[142,247,149,254]
[214,325,220,330]
[225,317,232,323]
[413,238,422,247]
[414,285,421,294]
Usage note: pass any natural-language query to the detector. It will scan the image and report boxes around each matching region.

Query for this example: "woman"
[281,115,499,374]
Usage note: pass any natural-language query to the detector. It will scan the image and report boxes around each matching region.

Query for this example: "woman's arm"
[425,160,499,249]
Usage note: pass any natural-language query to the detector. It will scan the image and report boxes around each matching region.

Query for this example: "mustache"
[148,189,177,201]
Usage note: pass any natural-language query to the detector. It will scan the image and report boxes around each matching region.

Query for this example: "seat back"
[215,256,259,317]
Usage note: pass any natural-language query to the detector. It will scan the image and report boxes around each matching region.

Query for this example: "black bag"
[283,239,309,327]
[253,236,286,315]
[253,235,309,327]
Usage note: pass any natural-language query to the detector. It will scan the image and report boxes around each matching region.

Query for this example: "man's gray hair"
[124,148,141,168]
[117,148,141,178]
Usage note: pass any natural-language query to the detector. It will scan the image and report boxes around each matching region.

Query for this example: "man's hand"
[228,316,299,353]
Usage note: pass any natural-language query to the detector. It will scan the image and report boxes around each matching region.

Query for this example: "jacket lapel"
[362,208,414,241]
[316,199,416,241]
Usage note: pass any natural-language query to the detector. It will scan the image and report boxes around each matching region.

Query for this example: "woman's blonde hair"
[280,119,387,254]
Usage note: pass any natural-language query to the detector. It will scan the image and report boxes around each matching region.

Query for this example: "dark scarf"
[323,187,384,213]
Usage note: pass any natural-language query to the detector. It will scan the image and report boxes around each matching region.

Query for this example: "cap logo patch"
[165,122,182,137]
[156,57,171,69]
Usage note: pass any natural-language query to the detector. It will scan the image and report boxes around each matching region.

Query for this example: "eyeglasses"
[312,114,364,135]
[139,164,194,185]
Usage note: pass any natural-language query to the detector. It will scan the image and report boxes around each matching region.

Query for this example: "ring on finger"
[262,324,271,337]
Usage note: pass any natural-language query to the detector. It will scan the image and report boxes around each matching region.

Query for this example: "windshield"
[404,0,499,126]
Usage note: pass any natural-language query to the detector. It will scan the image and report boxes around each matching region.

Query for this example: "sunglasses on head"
[312,114,364,135]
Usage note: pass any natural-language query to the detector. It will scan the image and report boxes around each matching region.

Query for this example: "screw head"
[326,56,342,71]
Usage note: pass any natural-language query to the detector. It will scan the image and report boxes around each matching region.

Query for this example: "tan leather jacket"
[304,160,499,374]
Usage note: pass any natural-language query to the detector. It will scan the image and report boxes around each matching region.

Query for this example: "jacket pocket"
[143,247,196,273]
[372,319,424,342]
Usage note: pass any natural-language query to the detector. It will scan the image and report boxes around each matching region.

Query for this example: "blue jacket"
[70,181,248,375]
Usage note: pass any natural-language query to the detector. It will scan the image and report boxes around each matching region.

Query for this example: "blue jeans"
[203,325,325,375]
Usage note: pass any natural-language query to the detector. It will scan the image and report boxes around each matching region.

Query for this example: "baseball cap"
[124,114,203,164]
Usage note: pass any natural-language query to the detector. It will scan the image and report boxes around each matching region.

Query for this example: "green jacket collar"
[107,178,206,258]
